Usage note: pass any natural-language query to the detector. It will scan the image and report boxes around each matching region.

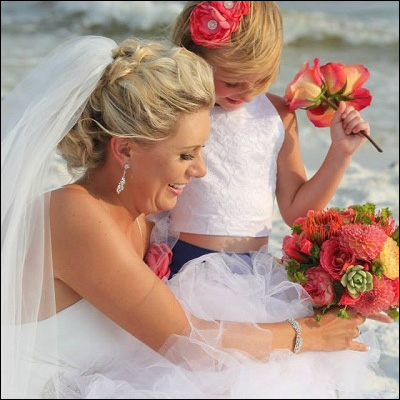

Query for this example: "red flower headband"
[189,1,251,49]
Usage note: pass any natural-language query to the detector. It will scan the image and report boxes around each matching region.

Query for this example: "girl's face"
[129,108,210,215]
[212,69,267,111]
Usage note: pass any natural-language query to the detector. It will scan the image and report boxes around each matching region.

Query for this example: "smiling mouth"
[227,98,243,104]
[168,183,186,190]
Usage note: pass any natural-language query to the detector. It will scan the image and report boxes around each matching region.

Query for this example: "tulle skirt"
[53,250,390,399]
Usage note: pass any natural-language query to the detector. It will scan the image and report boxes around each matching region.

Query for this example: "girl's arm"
[269,94,369,226]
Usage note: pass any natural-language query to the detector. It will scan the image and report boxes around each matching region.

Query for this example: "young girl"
[168,1,371,274]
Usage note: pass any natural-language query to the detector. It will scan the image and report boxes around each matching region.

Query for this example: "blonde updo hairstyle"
[58,38,215,171]
[171,1,283,95]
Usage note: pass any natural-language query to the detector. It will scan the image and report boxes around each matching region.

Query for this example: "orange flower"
[299,209,344,245]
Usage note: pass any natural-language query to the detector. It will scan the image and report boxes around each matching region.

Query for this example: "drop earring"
[116,163,130,194]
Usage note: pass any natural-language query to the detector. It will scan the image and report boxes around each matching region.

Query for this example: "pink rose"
[144,243,172,281]
[284,58,324,111]
[320,237,356,280]
[306,62,372,127]
[190,3,236,48]
[282,234,313,262]
[303,267,335,306]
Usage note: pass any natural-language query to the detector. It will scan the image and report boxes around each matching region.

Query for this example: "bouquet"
[282,203,399,320]
[284,58,382,152]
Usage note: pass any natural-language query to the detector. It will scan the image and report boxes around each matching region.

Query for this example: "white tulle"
[28,251,388,399]
[1,36,117,399]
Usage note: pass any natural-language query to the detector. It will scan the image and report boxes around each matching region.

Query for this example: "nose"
[188,156,207,178]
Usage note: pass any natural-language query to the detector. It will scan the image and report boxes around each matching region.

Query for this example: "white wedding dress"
[1,36,392,399]
[25,250,389,399]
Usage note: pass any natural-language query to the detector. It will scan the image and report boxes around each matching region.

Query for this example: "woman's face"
[130,108,210,214]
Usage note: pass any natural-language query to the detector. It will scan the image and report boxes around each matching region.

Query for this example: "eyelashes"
[180,154,194,161]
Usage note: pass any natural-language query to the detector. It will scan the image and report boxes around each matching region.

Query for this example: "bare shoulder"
[50,183,135,246]
[266,92,297,130]
[51,184,101,215]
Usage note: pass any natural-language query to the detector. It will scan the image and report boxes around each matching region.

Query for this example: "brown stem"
[322,98,383,153]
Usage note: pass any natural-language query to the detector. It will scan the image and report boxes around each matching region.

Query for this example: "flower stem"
[322,98,383,153]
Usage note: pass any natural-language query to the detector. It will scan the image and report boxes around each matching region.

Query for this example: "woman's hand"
[299,308,368,353]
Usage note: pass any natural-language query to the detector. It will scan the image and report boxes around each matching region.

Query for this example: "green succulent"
[340,265,373,298]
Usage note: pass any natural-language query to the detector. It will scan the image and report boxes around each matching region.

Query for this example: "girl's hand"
[330,101,370,156]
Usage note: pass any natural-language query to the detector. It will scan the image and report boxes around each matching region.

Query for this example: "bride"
[1,35,391,399]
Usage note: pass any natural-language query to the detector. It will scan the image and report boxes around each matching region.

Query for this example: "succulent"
[341,265,373,298]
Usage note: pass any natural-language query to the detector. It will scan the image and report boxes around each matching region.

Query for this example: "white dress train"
[25,250,390,399]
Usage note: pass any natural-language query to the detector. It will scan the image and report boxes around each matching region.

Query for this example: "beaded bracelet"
[286,318,302,354]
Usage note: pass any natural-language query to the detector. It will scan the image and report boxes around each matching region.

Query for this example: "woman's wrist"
[285,319,302,353]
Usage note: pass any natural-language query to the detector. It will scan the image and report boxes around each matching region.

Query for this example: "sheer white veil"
[1,36,117,399]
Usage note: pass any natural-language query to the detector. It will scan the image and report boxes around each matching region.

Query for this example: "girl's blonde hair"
[58,37,215,171]
[171,1,283,94]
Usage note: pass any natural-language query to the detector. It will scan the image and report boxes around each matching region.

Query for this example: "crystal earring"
[116,163,130,194]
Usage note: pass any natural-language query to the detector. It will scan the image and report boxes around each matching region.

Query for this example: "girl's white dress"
[27,250,389,399]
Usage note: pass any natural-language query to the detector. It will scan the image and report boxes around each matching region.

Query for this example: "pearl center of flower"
[207,19,218,30]
[224,1,234,9]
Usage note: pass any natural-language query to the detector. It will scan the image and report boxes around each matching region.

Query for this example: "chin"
[218,101,243,112]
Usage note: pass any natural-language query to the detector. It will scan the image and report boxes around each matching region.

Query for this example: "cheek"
[214,82,230,97]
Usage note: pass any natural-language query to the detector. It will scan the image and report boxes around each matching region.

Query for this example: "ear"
[109,137,135,167]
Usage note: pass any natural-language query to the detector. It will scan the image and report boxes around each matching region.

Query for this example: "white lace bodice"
[170,94,284,237]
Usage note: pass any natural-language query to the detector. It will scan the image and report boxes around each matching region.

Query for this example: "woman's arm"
[50,187,367,357]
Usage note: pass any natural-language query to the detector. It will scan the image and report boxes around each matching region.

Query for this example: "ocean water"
[2,1,398,157]
[1,1,399,180]
[1,0,398,200]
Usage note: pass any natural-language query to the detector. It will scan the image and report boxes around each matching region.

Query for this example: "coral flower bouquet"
[282,203,399,320]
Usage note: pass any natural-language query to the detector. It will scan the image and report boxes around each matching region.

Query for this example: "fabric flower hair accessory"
[285,58,382,152]
[189,1,251,49]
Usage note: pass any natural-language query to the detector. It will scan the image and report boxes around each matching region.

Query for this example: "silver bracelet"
[286,318,302,354]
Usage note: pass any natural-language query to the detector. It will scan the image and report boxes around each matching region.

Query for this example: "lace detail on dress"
[170,94,284,237]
